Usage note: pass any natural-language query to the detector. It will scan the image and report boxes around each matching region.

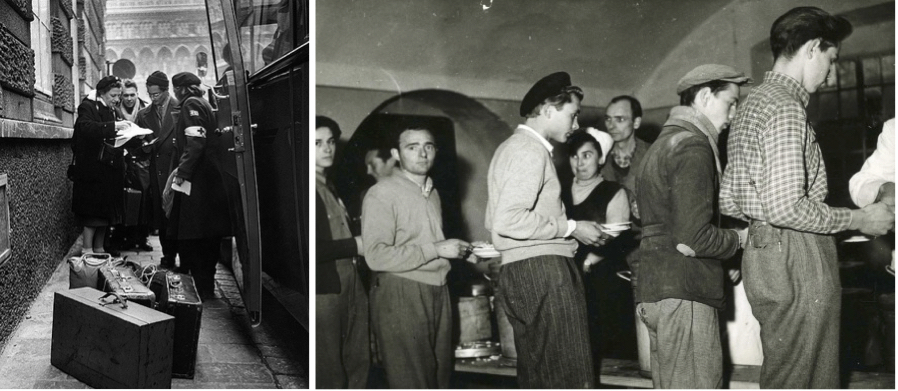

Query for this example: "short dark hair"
[392,127,434,150]
[565,130,602,161]
[526,86,584,118]
[175,85,204,99]
[608,95,642,119]
[678,80,733,106]
[316,115,342,139]
[367,144,392,161]
[770,7,852,61]
[122,79,138,90]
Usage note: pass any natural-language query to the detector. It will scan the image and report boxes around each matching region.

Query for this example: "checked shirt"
[720,71,852,234]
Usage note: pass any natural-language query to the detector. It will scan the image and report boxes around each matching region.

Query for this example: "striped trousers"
[498,255,595,388]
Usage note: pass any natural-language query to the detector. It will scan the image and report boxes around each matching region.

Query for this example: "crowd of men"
[315,6,894,389]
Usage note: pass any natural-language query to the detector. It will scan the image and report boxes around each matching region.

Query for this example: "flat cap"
[96,75,121,91]
[146,71,169,88]
[676,64,753,94]
[172,72,201,87]
[520,71,574,117]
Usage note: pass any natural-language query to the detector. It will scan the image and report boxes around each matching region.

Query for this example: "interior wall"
[637,0,893,109]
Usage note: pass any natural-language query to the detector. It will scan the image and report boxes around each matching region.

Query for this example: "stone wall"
[0,138,78,348]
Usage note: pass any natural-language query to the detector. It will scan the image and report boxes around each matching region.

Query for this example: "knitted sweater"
[362,173,449,286]
[485,126,577,264]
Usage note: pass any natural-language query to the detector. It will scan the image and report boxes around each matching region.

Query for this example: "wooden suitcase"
[51,287,174,388]
[150,271,203,379]
[98,261,156,308]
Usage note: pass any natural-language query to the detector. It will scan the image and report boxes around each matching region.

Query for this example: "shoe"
[136,241,153,252]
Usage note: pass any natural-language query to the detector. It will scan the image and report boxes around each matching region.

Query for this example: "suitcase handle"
[98,292,129,309]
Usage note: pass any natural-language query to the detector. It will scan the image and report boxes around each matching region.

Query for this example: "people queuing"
[315,5,894,389]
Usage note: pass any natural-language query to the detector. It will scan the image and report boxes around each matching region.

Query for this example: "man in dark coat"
[136,71,180,269]
[72,76,129,254]
[633,64,751,388]
[168,72,232,299]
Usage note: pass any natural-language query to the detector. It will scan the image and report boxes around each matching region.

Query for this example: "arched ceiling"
[317,0,733,94]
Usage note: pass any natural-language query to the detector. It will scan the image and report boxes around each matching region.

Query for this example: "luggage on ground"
[50,287,174,388]
[150,271,203,379]
[98,260,157,308]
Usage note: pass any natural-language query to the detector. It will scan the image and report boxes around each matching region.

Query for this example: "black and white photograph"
[0,0,309,388]
[315,0,895,388]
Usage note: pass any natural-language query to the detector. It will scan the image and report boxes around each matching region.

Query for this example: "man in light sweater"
[486,71,606,388]
[362,124,470,388]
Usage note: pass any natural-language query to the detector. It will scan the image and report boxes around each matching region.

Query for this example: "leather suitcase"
[51,287,174,388]
[150,271,203,379]
[98,262,156,308]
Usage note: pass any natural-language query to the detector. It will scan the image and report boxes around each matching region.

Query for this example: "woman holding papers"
[166,72,232,300]
[71,76,130,255]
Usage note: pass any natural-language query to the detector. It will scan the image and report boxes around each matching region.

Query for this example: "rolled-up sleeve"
[849,120,895,207]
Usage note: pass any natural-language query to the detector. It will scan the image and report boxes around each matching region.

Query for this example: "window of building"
[30,0,53,95]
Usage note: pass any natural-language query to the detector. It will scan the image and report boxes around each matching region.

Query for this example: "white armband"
[184,126,206,138]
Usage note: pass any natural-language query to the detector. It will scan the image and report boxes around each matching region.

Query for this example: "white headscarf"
[585,127,614,165]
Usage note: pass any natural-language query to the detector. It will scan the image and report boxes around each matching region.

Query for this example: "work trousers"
[316,258,370,389]
[177,237,222,297]
[370,273,452,389]
[637,298,722,389]
[743,221,840,389]
[498,255,594,388]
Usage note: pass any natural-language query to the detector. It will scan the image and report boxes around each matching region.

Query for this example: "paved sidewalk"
[0,235,308,389]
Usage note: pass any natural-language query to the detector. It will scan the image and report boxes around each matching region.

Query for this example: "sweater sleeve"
[362,186,436,273]
[669,137,740,260]
[489,142,569,240]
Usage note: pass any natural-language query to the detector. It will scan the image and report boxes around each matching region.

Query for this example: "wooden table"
[456,357,895,389]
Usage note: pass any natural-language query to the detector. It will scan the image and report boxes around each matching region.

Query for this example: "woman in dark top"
[72,76,129,254]
[315,116,369,388]
[561,128,638,365]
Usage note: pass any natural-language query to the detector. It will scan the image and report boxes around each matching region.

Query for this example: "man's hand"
[571,221,607,246]
[727,268,742,284]
[173,176,185,186]
[735,228,749,249]
[583,253,604,273]
[435,239,472,259]
[877,182,895,208]
[856,202,895,236]
[114,121,130,131]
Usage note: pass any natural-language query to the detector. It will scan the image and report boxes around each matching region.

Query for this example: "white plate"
[844,235,870,243]
[473,248,500,259]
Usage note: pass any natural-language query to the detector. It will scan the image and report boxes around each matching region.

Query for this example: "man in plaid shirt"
[720,7,894,388]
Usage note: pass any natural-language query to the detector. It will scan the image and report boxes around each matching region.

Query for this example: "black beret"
[172,72,201,87]
[146,71,169,88]
[96,75,121,91]
[520,71,573,117]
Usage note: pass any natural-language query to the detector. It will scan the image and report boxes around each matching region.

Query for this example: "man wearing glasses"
[362,123,470,388]
[136,71,181,270]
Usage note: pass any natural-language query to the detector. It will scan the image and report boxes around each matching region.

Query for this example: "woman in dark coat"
[561,128,638,368]
[167,72,232,299]
[72,76,129,254]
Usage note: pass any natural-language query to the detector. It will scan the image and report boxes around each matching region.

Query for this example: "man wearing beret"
[136,70,181,269]
[633,64,751,388]
[486,71,605,388]
[167,72,232,299]
[721,7,893,388]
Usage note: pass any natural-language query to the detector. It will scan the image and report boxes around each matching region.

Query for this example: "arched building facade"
[105,0,218,101]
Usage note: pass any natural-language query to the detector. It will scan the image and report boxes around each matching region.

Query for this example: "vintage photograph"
[0,0,309,388]
[316,0,895,388]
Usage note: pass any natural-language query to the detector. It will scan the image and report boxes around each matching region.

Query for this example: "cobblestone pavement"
[0,235,309,389]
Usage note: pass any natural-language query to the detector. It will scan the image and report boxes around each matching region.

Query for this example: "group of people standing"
[316,6,894,389]
[70,70,232,299]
